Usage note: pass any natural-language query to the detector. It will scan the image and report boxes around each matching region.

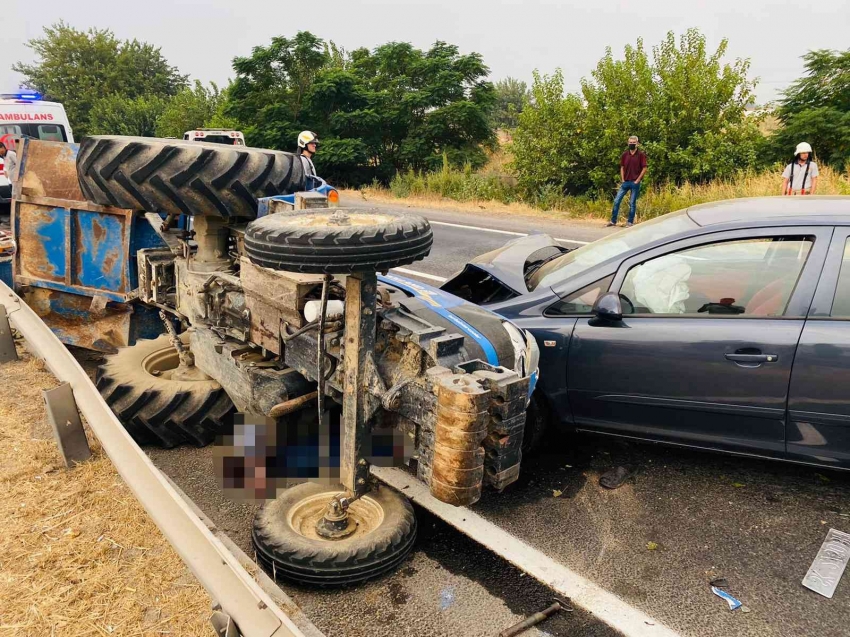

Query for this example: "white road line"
[392,268,448,283]
[372,466,681,637]
[428,220,591,245]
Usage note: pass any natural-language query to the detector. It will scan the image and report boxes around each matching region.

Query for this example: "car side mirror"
[592,292,623,323]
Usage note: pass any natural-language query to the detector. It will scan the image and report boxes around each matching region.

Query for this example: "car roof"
[687,196,850,227]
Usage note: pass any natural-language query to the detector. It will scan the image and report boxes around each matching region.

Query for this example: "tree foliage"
[512,71,589,195]
[225,32,495,184]
[514,29,762,199]
[771,49,850,167]
[491,77,529,130]
[155,81,224,138]
[88,94,167,137]
[13,21,187,137]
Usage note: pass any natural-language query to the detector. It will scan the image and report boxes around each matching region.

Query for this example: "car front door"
[567,227,831,456]
[787,228,850,469]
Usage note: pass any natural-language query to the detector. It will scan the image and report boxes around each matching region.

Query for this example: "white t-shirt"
[782,160,819,191]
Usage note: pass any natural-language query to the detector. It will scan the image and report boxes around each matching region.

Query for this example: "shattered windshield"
[529,210,699,290]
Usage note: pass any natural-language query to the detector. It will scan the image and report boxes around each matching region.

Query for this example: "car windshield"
[529,210,699,290]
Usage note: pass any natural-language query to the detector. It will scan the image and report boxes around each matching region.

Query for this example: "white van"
[0,93,74,204]
[183,129,245,145]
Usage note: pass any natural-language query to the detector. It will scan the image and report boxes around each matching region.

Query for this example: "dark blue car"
[441,197,850,471]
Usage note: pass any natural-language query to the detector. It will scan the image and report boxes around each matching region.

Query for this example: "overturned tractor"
[8,136,539,585]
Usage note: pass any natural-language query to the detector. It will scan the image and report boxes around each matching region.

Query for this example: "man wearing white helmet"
[296,131,319,178]
[782,142,818,195]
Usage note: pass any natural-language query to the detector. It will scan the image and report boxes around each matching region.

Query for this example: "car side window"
[545,275,614,316]
[830,240,850,317]
[619,236,813,316]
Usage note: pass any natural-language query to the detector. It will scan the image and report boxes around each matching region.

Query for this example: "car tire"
[95,333,234,447]
[522,393,549,456]
[76,136,306,219]
[253,482,417,587]
[244,209,433,274]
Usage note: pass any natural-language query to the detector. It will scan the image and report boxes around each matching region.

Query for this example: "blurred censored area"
[213,409,413,501]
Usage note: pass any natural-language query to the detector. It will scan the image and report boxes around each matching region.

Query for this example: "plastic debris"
[802,528,850,599]
[711,586,742,610]
[646,541,658,551]
[709,577,729,588]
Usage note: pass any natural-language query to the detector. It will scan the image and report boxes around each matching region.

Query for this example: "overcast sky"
[4,0,850,103]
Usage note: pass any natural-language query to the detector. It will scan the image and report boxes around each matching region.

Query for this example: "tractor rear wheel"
[96,333,234,447]
[77,136,306,219]
[252,482,417,587]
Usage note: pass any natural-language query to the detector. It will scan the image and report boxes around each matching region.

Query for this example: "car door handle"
[724,353,778,363]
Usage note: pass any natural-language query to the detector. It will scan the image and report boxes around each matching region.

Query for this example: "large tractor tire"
[76,136,306,219]
[244,209,432,274]
[253,482,417,587]
[96,334,234,448]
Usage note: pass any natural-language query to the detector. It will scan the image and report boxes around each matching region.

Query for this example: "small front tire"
[252,482,417,587]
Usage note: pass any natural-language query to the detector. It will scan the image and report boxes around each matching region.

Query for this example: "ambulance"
[0,92,74,205]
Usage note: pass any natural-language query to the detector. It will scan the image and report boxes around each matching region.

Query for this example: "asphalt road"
[76,200,850,636]
[345,197,612,281]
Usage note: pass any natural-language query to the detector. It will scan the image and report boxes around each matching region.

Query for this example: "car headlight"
[525,330,540,377]
[502,321,528,376]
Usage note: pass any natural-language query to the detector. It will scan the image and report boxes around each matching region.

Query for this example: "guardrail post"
[42,381,92,467]
[0,305,17,363]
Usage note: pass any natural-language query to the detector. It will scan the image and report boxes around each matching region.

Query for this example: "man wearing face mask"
[608,135,647,227]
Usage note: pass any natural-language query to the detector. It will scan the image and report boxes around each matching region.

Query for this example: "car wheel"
[522,393,549,456]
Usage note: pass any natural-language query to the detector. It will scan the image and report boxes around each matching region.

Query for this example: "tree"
[226,31,329,150]
[512,71,589,196]
[771,49,850,167]
[13,21,187,136]
[492,77,528,129]
[317,40,496,177]
[88,94,167,137]
[224,33,496,184]
[513,29,762,199]
[156,81,224,138]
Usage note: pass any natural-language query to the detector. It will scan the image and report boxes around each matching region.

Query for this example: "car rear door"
[787,227,850,469]
[567,227,831,456]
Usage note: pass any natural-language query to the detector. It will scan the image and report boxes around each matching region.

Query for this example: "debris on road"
[497,597,573,637]
[646,541,659,551]
[802,528,850,599]
[599,465,635,489]
[709,577,730,588]
[711,586,743,611]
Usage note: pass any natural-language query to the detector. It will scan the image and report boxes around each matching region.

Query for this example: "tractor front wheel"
[252,482,417,587]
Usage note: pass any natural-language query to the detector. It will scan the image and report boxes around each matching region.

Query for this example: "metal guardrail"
[0,280,306,637]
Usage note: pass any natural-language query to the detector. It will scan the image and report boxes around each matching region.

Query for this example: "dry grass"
[360,164,850,224]
[0,347,213,637]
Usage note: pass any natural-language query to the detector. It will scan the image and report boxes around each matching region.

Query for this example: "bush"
[513,29,763,199]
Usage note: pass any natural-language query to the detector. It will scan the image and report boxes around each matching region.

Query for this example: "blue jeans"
[611,181,641,224]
